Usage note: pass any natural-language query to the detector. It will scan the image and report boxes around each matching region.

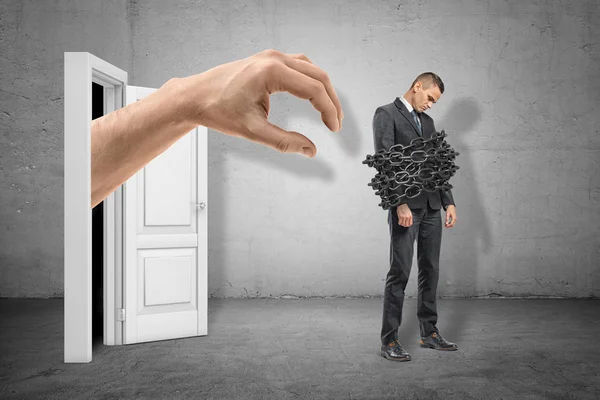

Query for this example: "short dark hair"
[411,72,444,94]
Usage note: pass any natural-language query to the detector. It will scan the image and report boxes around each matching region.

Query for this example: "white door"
[123,86,208,344]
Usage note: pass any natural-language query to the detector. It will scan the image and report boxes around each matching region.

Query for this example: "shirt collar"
[399,96,414,114]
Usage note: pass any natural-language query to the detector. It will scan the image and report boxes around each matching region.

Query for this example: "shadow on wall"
[285,88,363,158]
[436,96,493,342]
[207,86,361,316]
[334,91,364,157]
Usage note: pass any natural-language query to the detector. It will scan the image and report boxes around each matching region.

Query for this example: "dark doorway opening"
[91,82,104,344]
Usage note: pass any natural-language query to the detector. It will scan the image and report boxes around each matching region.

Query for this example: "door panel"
[143,135,193,227]
[142,250,195,306]
[124,85,208,345]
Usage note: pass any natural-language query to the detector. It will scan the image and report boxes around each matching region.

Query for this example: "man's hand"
[445,205,457,228]
[396,204,413,227]
[90,49,344,207]
[177,49,344,158]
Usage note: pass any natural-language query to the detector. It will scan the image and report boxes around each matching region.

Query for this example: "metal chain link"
[362,130,460,210]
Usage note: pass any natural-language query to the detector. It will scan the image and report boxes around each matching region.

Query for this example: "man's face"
[412,81,442,113]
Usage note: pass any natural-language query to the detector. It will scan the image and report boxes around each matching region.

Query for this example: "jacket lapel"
[394,97,421,137]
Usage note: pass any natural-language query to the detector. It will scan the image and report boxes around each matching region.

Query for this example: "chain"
[362,130,460,210]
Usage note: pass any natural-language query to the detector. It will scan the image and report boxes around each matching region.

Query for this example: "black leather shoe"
[380,340,411,361]
[419,332,458,351]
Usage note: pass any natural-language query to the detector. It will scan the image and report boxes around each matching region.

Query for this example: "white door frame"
[64,52,127,363]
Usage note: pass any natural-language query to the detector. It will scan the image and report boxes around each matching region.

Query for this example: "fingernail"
[302,147,313,157]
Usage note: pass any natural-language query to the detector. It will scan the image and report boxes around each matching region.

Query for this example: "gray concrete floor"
[1,298,599,400]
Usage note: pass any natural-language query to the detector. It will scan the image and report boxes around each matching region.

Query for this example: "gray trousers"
[381,205,442,345]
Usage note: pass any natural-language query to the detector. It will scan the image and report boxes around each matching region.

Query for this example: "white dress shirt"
[399,95,414,114]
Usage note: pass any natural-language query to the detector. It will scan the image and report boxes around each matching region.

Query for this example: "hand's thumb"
[260,119,317,157]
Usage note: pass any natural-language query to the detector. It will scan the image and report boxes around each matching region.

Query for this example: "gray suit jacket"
[372,97,455,211]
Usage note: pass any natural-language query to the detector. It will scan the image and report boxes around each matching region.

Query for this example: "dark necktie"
[411,110,422,134]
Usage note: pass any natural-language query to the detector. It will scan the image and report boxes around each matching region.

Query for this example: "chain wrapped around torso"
[362,130,460,210]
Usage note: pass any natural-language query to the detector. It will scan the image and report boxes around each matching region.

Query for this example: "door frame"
[64,52,127,363]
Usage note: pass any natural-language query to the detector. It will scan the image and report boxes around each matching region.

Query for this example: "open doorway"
[64,52,130,362]
[64,53,207,362]
[91,82,104,345]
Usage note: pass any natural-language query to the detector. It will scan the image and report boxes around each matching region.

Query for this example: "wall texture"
[0,0,132,297]
[1,0,598,298]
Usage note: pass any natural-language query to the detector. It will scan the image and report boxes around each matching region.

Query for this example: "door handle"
[195,202,206,210]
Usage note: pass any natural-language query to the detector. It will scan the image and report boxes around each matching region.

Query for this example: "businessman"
[372,72,458,362]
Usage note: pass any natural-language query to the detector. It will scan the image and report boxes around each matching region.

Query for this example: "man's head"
[407,72,444,113]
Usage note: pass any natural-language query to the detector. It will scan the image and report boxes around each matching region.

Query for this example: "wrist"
[161,76,207,128]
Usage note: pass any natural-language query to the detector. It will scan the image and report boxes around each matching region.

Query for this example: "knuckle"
[257,58,280,76]
[318,69,330,84]
[275,137,290,153]
[261,49,282,58]
[293,53,312,63]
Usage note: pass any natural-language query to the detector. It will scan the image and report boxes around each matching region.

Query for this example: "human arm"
[442,186,456,227]
[441,190,455,213]
[372,107,395,154]
[91,80,198,208]
[91,49,344,208]
[428,119,457,227]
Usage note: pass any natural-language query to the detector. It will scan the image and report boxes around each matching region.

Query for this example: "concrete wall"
[1,0,598,298]
[0,0,132,297]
